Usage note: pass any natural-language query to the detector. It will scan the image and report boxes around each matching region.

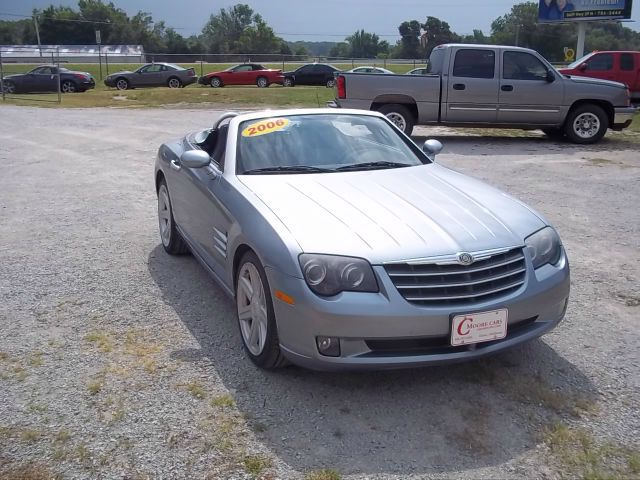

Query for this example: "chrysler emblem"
[457,252,474,265]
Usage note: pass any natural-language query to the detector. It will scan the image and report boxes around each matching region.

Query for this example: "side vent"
[214,228,228,258]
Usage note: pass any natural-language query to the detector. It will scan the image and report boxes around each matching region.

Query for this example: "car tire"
[157,180,189,255]
[2,80,16,94]
[167,77,182,89]
[326,78,335,88]
[564,104,608,144]
[115,78,130,91]
[283,77,294,87]
[210,77,223,88]
[61,80,77,93]
[378,104,415,136]
[256,76,269,88]
[235,251,288,369]
[542,128,565,139]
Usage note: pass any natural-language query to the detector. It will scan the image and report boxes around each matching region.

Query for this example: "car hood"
[108,70,133,76]
[561,74,626,89]
[239,164,546,263]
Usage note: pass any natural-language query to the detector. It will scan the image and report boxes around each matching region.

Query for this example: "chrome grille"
[385,248,526,307]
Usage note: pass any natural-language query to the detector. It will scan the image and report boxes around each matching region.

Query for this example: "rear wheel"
[157,180,189,255]
[167,77,182,89]
[378,104,415,136]
[236,251,288,369]
[256,76,269,88]
[326,78,335,88]
[61,80,77,93]
[210,77,222,88]
[564,104,608,144]
[115,78,130,90]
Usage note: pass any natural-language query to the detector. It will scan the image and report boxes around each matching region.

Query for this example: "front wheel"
[61,80,77,93]
[256,76,269,88]
[2,80,15,94]
[377,104,415,136]
[283,77,294,87]
[236,251,288,369]
[157,180,189,255]
[115,78,130,90]
[564,104,608,144]
[210,77,222,88]
[167,77,182,89]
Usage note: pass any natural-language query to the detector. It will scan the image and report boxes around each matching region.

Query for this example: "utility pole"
[33,14,42,57]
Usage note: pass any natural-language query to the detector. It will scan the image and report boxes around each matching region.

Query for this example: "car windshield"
[566,53,595,69]
[236,114,429,175]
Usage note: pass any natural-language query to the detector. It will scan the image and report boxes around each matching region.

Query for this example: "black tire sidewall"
[235,251,283,368]
[565,104,608,144]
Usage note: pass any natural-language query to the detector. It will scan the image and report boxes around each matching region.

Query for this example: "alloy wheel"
[386,112,407,132]
[157,186,172,247]
[61,81,76,93]
[572,112,600,139]
[236,262,268,356]
[116,79,129,90]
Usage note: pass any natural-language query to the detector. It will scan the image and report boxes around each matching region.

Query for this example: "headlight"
[525,227,561,269]
[299,254,378,296]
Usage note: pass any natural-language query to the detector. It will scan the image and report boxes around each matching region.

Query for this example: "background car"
[406,67,429,75]
[1,65,95,94]
[155,108,570,371]
[346,66,394,74]
[558,51,640,102]
[283,64,340,87]
[104,63,197,90]
[199,64,284,88]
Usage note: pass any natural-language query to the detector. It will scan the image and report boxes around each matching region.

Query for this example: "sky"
[1,0,638,41]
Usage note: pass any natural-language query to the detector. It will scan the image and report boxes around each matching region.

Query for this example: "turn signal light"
[275,290,295,305]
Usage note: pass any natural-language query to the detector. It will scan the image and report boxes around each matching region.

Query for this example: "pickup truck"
[558,51,640,103]
[331,43,636,144]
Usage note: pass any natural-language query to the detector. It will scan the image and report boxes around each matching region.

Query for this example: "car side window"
[145,65,163,73]
[234,65,252,72]
[31,67,49,74]
[620,53,634,71]
[585,53,613,72]
[252,65,264,71]
[452,49,495,79]
[297,66,313,74]
[503,51,548,81]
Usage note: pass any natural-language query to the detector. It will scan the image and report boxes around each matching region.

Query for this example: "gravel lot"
[0,105,638,479]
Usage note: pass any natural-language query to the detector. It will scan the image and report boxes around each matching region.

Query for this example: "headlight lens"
[525,227,561,269]
[299,254,378,296]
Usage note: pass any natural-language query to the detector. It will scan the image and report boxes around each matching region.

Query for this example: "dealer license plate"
[451,309,508,346]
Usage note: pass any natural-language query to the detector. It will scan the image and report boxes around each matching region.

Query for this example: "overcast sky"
[2,0,639,40]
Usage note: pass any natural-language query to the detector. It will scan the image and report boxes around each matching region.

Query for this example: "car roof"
[229,107,385,124]
[435,43,538,54]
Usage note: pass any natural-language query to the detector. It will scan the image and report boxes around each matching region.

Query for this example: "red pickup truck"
[558,51,640,102]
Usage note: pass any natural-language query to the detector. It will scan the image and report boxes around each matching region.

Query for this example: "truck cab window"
[585,54,613,72]
[452,49,495,79]
[620,53,634,71]
[503,51,548,81]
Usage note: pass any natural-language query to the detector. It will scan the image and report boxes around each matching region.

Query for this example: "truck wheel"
[564,104,608,144]
[378,104,415,136]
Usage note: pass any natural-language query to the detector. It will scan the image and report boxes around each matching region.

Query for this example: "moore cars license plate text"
[451,309,508,346]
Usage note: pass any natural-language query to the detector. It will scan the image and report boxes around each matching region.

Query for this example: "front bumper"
[104,78,116,87]
[266,249,570,371]
[612,106,636,130]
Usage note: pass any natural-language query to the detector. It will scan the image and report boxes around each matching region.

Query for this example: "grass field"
[0,62,423,108]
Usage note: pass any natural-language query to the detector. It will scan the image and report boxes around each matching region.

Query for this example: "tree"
[421,16,460,56]
[329,42,350,58]
[345,29,387,58]
[236,14,281,54]
[396,20,422,58]
[201,4,255,53]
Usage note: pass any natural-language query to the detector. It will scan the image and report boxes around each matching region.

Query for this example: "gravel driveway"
[0,105,638,479]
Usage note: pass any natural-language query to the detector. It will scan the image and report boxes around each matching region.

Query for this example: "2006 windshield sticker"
[242,118,289,137]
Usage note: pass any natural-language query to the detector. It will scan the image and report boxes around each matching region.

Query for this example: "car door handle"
[452,83,466,90]
[501,85,514,91]
[170,159,181,171]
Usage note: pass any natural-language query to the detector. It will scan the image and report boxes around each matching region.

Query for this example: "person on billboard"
[540,0,575,20]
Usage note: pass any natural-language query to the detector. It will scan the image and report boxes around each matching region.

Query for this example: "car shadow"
[411,132,639,156]
[148,245,597,476]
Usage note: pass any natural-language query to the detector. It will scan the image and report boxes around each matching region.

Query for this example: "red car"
[198,63,284,88]
[558,51,640,103]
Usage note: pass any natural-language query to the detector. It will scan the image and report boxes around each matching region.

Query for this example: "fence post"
[352,58,354,68]
[413,59,416,67]
[55,49,61,104]
[200,55,203,77]
[0,49,5,101]
[105,51,109,76]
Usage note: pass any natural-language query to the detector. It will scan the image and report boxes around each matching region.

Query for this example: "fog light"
[316,336,340,357]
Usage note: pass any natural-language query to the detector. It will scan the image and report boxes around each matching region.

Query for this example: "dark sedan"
[1,65,95,94]
[104,63,197,90]
[283,63,340,87]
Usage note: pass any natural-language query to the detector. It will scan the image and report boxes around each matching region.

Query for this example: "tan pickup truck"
[330,43,636,144]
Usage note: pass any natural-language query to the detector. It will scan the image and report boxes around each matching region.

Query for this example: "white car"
[347,66,394,74]
[406,67,429,75]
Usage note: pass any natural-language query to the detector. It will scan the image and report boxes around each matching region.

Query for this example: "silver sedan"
[155,108,570,370]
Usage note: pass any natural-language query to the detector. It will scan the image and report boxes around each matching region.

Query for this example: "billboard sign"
[538,0,633,22]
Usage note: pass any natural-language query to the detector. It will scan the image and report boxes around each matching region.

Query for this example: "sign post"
[96,30,102,80]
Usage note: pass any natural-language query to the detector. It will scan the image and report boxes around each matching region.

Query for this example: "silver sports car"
[155,108,570,370]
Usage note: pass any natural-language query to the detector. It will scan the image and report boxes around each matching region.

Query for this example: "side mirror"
[422,139,443,160]
[546,70,556,83]
[180,150,210,169]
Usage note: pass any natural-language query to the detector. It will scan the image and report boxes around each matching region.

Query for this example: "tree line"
[1,1,639,61]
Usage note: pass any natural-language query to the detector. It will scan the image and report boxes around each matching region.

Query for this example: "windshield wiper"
[242,165,334,175]
[335,161,411,171]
